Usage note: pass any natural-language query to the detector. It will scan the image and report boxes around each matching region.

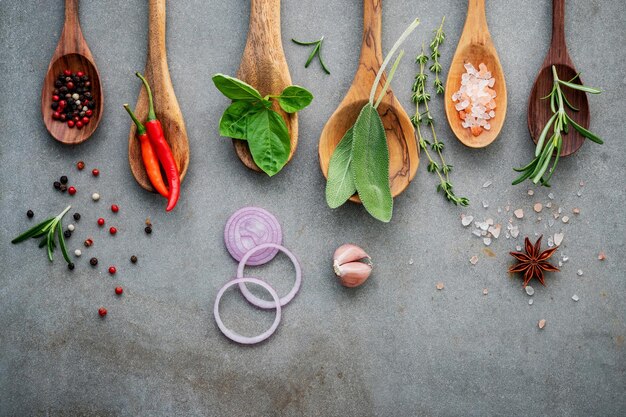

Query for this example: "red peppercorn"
[82,116,90,124]
[92,169,99,177]
[109,227,117,235]
[76,121,83,129]
[74,116,80,121]
[98,307,107,317]
[67,81,74,90]
[52,95,60,101]
[108,266,116,275]
[58,100,66,108]
[64,69,72,76]
[86,110,93,117]
[52,111,60,119]
[76,161,85,170]
[84,238,93,247]
[67,120,75,128]
[115,287,123,295]
[97,218,105,226]
[111,204,119,213]
[68,186,76,195]
[77,71,84,77]
[83,99,89,106]
[60,114,67,121]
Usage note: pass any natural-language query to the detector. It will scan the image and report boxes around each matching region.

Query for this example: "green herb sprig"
[326,19,420,222]
[411,18,468,206]
[213,75,313,176]
[11,205,72,264]
[292,37,331,75]
[513,65,603,186]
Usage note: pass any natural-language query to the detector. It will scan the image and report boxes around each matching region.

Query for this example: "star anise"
[509,235,559,287]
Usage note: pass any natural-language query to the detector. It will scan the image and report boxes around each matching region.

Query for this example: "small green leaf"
[535,113,557,157]
[326,127,356,208]
[558,79,602,94]
[56,222,71,264]
[351,103,393,222]
[278,86,314,113]
[46,227,55,262]
[566,115,604,144]
[246,108,291,176]
[218,101,262,139]
[11,218,55,244]
[212,74,263,101]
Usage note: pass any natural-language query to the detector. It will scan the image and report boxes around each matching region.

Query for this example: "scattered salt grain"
[514,209,524,219]
[548,219,555,227]
[577,190,582,197]
[436,282,445,290]
[516,245,522,251]
[482,200,489,208]
[562,216,569,224]
[486,218,494,226]
[529,299,534,305]
[558,261,563,267]
[483,237,492,246]
[572,294,579,302]
[573,208,580,215]
[527,189,534,196]
[577,269,583,276]
[472,230,482,237]
[533,203,543,213]
[488,224,501,239]
[525,286,535,296]
[470,256,479,265]
[547,236,554,247]
[408,258,414,265]
[562,256,569,263]
[461,215,474,227]
[579,180,584,187]
[538,319,546,329]
[483,181,492,188]
[554,233,564,246]
[598,251,606,261]
[483,288,489,295]
[548,193,554,200]
[510,227,520,238]
[479,222,489,231]
[546,202,552,208]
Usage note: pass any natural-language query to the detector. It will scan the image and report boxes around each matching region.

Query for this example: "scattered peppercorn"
[130,255,138,264]
[60,175,68,184]
[54,181,61,190]
[64,230,72,238]
[145,226,152,234]
[60,184,67,192]
[90,257,98,266]
[26,210,34,218]
[111,204,119,213]
[92,168,99,177]
[68,263,75,270]
[108,266,116,275]
[115,287,123,295]
[73,212,81,221]
[84,238,93,247]
[76,161,85,170]
[98,307,107,317]
[97,218,105,226]
[68,186,76,195]
[109,227,117,235]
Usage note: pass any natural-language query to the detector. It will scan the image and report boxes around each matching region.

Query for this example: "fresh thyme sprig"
[513,65,603,186]
[11,205,72,264]
[411,18,468,207]
[292,37,331,74]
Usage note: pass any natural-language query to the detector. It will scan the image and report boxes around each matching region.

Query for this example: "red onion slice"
[236,243,302,309]
[224,207,282,266]
[213,277,281,344]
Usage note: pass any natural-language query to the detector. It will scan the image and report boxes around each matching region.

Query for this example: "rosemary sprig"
[292,37,331,74]
[513,65,603,186]
[11,205,72,264]
[411,18,468,207]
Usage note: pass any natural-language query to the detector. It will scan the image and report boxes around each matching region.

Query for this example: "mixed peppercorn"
[50,69,96,129]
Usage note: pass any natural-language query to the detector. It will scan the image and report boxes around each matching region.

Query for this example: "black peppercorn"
[73,213,81,221]
[51,102,58,110]
[55,80,62,88]
[90,257,98,266]
[60,184,67,192]
[68,263,75,270]
[59,86,68,93]
[64,230,71,238]
[53,181,61,190]
[145,226,152,234]
[60,175,68,184]
[26,210,34,218]
[130,255,138,264]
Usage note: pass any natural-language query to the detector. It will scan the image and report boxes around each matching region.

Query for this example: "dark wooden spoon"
[528,0,589,156]
[41,0,103,145]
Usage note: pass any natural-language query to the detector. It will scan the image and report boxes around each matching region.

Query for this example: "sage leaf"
[218,101,262,139]
[246,108,291,176]
[326,127,356,208]
[278,86,314,113]
[351,103,393,222]
[212,74,263,101]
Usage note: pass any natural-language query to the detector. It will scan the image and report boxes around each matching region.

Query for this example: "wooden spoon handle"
[146,0,169,75]
[358,0,383,66]
[58,0,88,56]
[463,0,490,45]
[248,0,281,44]
[551,0,566,50]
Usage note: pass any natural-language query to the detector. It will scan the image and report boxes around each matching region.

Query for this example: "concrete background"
[1,0,624,416]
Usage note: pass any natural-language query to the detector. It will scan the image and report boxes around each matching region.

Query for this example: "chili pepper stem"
[123,104,147,135]
[136,72,157,121]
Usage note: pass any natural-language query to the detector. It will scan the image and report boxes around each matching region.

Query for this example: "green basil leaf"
[278,86,313,113]
[351,103,393,222]
[11,218,55,244]
[212,74,263,101]
[326,127,356,208]
[218,101,263,140]
[246,109,291,177]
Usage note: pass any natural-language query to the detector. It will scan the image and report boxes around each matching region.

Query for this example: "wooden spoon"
[444,0,507,148]
[527,0,589,157]
[41,0,103,145]
[128,0,189,192]
[318,0,418,203]
[234,0,296,172]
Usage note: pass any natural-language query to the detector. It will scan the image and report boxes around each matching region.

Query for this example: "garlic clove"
[334,261,372,288]
[333,243,371,266]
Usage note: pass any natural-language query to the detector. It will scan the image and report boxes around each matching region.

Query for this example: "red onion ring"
[236,243,301,309]
[224,207,282,266]
[213,277,281,344]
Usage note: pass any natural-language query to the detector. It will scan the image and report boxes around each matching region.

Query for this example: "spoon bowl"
[318,0,418,203]
[444,0,507,148]
[527,0,590,157]
[41,0,103,145]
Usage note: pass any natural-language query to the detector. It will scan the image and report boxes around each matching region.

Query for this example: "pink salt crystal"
[436,282,445,290]
[538,319,546,329]
[598,251,606,261]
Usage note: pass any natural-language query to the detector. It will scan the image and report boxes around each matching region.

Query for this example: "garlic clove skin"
[333,244,371,266]
[334,261,373,288]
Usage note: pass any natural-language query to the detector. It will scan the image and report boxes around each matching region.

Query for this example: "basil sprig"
[326,19,420,222]
[11,205,72,264]
[213,74,313,177]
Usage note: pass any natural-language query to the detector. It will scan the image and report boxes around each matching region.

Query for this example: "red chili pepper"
[124,104,170,198]
[136,72,180,212]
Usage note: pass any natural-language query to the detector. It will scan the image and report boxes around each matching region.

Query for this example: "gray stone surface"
[1,0,625,416]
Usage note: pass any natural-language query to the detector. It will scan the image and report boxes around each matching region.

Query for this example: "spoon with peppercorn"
[41,0,103,144]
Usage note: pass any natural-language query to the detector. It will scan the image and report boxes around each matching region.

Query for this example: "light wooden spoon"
[234,0,296,172]
[41,0,103,145]
[444,0,507,148]
[527,0,589,157]
[128,0,189,192]
[319,0,418,203]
